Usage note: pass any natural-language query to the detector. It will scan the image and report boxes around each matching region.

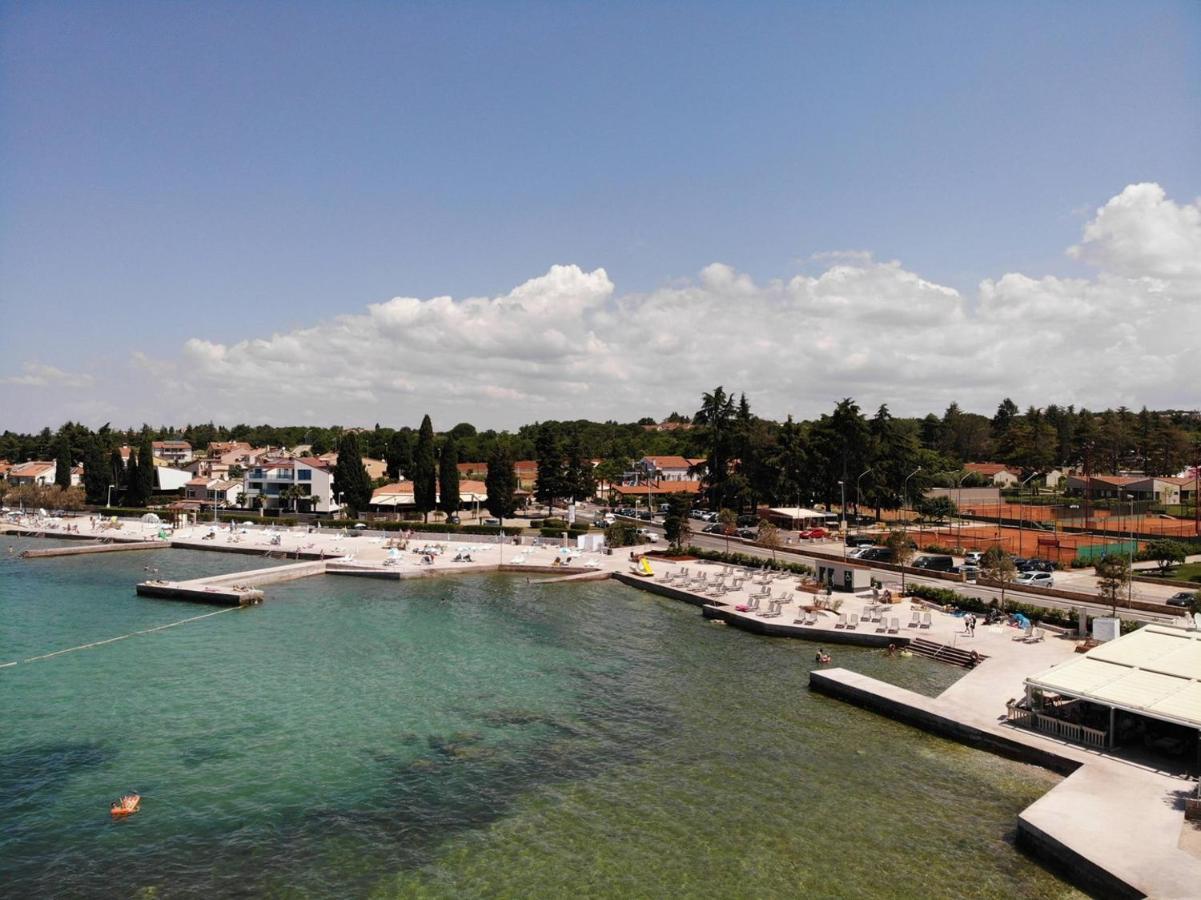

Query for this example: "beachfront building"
[632,455,696,483]
[1017,623,1201,765]
[151,440,194,465]
[367,479,490,518]
[184,477,244,508]
[7,460,57,486]
[243,457,336,513]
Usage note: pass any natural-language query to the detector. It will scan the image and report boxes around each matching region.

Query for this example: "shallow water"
[0,544,1081,897]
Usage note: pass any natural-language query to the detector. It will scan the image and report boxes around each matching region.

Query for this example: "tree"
[756,519,780,563]
[981,545,1017,606]
[484,441,518,519]
[594,458,626,506]
[133,432,155,505]
[718,507,738,554]
[605,520,640,548]
[916,495,958,522]
[884,529,915,593]
[332,432,372,515]
[663,494,692,550]
[562,431,596,504]
[1144,539,1188,574]
[125,447,149,507]
[438,435,461,516]
[1095,553,1131,616]
[412,415,437,522]
[54,432,73,489]
[534,424,565,513]
[694,386,737,510]
[385,429,413,480]
[82,435,110,505]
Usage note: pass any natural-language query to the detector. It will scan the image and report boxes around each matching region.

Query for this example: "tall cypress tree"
[137,432,156,503]
[485,440,517,520]
[125,448,146,506]
[413,415,437,522]
[534,423,564,513]
[54,432,73,489]
[385,429,413,480]
[332,432,372,514]
[82,435,110,505]
[110,448,126,497]
[438,435,460,516]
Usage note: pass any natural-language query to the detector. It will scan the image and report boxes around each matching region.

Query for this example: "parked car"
[1019,559,1057,573]
[847,546,877,558]
[963,551,983,565]
[482,517,501,526]
[702,523,724,534]
[636,510,654,521]
[952,564,981,582]
[689,508,709,520]
[736,527,758,539]
[912,554,955,572]
[798,527,829,539]
[845,533,877,548]
[858,547,894,562]
[1015,571,1055,588]
[1166,591,1198,608]
[447,515,461,525]
[636,528,659,542]
[736,514,759,527]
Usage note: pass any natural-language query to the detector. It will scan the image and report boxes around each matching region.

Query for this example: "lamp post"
[856,467,872,522]
[1017,472,1039,561]
[106,484,115,508]
[903,466,922,525]
[1127,492,1135,609]
[838,479,846,558]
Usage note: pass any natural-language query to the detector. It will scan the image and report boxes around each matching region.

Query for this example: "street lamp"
[838,480,846,558]
[106,484,115,508]
[855,467,872,522]
[1126,492,1135,609]
[1017,472,1040,561]
[903,466,922,525]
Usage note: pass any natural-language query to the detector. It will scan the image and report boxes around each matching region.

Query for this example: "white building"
[151,440,194,465]
[632,456,697,483]
[243,457,337,513]
[8,461,57,486]
[184,477,244,508]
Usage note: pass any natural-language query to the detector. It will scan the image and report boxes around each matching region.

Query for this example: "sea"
[0,537,1080,897]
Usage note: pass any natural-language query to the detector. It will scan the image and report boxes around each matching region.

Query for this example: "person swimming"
[110,793,140,816]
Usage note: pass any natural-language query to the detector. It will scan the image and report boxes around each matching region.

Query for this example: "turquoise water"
[1,541,1081,898]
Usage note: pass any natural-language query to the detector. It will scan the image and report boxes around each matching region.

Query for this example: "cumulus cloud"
[3,182,1198,429]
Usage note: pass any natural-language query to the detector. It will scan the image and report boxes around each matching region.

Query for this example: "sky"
[1,1,1199,432]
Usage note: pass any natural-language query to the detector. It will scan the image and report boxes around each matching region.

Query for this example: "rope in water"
[0,606,241,668]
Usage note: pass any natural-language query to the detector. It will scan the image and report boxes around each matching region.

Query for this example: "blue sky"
[1,2,1199,430]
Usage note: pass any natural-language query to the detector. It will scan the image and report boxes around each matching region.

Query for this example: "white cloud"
[3,182,1199,430]
[1,362,95,388]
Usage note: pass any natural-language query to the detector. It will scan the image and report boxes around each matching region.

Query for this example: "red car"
[798,527,829,539]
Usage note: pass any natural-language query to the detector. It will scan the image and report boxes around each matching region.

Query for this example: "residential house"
[964,462,1021,487]
[184,477,244,508]
[1064,474,1142,500]
[633,455,696,483]
[243,457,337,513]
[151,440,194,465]
[8,461,57,486]
[0,460,11,480]
[318,452,388,481]
[368,478,491,516]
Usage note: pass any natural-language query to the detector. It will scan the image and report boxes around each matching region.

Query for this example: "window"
[297,469,311,481]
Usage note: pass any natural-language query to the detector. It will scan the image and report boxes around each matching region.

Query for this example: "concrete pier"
[809,668,1201,898]
[136,559,328,605]
[21,540,166,558]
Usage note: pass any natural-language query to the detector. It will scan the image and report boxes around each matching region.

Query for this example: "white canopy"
[1026,624,1201,731]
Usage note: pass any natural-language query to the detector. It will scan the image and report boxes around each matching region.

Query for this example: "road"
[614,516,1181,626]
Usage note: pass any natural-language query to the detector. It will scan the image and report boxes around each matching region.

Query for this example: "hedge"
[905,583,1139,634]
[682,546,813,575]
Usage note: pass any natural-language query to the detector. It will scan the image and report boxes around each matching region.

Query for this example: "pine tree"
[54,432,73,489]
[412,415,437,522]
[534,423,564,512]
[332,432,372,514]
[438,435,460,516]
[485,441,518,519]
[563,431,595,503]
[110,448,126,497]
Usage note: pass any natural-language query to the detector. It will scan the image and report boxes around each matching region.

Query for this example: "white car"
[1015,571,1054,588]
[847,546,877,558]
[636,528,659,543]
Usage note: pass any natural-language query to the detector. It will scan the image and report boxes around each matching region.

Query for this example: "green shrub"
[922,543,955,554]
[905,583,1139,633]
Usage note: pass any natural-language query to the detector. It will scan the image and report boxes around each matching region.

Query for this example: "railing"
[1007,706,1106,748]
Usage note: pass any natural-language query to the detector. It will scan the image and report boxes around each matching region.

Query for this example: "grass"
[1139,562,1201,583]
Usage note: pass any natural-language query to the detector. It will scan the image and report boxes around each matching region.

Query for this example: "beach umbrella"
[354,523,367,529]
[141,513,161,524]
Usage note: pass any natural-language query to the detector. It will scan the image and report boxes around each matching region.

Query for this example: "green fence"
[1074,540,1138,561]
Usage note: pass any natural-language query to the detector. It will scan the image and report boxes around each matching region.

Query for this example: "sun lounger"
[745,595,760,612]
[875,616,887,633]
[847,613,859,630]
[888,617,900,634]
[834,612,847,629]
[920,611,932,629]
[908,609,921,628]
